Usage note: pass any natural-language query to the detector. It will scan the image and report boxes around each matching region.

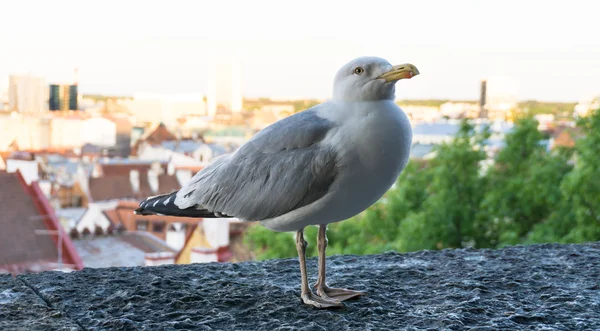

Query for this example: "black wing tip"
[134,191,237,219]
[134,207,155,215]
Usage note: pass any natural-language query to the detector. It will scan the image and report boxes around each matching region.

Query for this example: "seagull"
[135,56,419,308]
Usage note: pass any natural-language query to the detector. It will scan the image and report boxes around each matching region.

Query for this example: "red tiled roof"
[158,174,181,193]
[89,172,180,202]
[102,209,120,226]
[99,163,168,176]
[551,126,584,149]
[6,151,35,161]
[89,175,136,202]
[0,171,83,274]
[138,172,153,198]
[14,148,79,158]
[175,165,205,173]
[132,123,177,156]
[142,123,177,144]
[116,200,142,209]
[138,172,181,197]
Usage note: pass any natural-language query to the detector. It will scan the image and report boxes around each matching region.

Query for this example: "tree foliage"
[527,109,600,243]
[395,120,490,251]
[478,116,573,247]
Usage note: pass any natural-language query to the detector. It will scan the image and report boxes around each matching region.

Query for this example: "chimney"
[176,169,192,186]
[148,169,159,194]
[203,218,230,248]
[130,170,140,193]
[76,165,90,196]
[479,80,487,118]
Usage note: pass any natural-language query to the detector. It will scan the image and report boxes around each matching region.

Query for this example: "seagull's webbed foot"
[301,291,343,308]
[314,283,366,302]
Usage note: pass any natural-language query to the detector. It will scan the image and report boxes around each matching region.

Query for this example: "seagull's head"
[332,56,419,102]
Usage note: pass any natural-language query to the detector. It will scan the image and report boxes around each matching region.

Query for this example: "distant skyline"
[1,0,599,102]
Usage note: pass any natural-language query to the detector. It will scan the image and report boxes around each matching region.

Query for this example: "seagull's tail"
[134,191,233,218]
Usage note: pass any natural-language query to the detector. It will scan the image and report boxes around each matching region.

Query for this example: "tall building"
[49,84,78,111]
[480,76,518,121]
[0,76,8,111]
[479,80,487,118]
[49,69,80,111]
[8,74,47,113]
[206,56,243,117]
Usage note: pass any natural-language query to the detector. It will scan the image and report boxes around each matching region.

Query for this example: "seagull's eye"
[354,67,364,75]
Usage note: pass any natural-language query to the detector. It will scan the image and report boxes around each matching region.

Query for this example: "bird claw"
[314,284,366,302]
[301,292,344,309]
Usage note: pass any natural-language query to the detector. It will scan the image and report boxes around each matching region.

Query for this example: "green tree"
[528,108,600,243]
[244,224,319,260]
[396,120,490,251]
[478,116,572,247]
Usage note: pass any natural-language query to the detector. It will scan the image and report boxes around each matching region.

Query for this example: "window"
[136,220,149,231]
[72,195,83,207]
[152,221,165,233]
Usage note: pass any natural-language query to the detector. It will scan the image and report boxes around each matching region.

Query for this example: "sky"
[1,0,599,102]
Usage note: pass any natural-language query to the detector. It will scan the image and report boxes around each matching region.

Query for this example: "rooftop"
[73,232,176,269]
[0,171,82,274]
[1,242,598,329]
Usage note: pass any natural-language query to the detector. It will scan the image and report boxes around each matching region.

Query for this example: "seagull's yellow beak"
[377,63,420,82]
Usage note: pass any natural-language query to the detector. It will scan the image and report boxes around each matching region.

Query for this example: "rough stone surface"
[2,242,600,330]
[0,274,80,331]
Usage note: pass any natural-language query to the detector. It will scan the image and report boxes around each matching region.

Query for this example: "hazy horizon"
[1,0,598,103]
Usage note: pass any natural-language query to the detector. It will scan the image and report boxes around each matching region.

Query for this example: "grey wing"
[174,108,339,221]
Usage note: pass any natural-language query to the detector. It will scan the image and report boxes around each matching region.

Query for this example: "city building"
[480,76,519,121]
[0,112,126,153]
[124,93,207,127]
[440,102,480,119]
[534,114,556,131]
[49,84,78,111]
[0,76,8,111]
[206,56,243,116]
[411,119,513,159]
[108,115,134,158]
[8,74,47,113]
[402,105,441,122]
[573,94,600,118]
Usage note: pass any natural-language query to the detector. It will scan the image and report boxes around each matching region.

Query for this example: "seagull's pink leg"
[313,224,366,302]
[295,228,343,309]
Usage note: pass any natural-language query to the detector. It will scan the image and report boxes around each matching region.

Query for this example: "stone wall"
[1,242,599,330]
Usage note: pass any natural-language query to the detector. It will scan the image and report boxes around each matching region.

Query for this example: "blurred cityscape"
[0,55,598,275]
